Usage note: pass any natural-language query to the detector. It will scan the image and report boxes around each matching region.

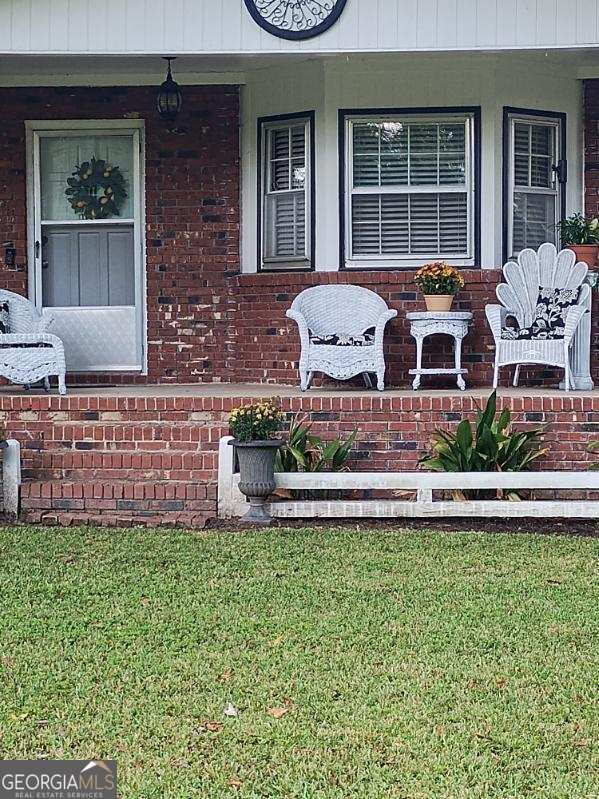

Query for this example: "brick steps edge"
[20,479,217,529]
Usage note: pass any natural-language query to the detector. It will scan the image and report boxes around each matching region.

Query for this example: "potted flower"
[414,262,465,312]
[228,401,283,524]
[557,213,599,268]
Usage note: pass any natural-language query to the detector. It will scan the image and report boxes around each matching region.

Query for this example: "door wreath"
[65,156,128,220]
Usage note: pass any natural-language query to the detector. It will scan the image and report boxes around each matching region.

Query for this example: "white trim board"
[0,72,245,87]
[25,119,145,131]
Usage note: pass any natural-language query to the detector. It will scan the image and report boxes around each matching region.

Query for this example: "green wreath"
[65,156,128,220]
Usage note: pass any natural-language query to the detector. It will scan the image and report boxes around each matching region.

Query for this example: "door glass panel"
[42,226,135,308]
[40,135,134,221]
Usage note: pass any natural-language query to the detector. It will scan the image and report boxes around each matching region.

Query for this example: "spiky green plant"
[276,414,357,474]
[587,440,599,470]
[419,391,547,499]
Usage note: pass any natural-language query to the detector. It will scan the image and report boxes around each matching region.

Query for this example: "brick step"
[21,446,219,482]
[20,479,217,529]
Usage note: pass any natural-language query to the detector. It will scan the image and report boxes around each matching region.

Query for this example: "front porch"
[2,49,599,526]
[0,49,598,384]
[3,382,598,528]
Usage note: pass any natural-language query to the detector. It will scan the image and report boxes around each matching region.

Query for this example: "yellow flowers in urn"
[228,401,282,442]
[414,262,465,312]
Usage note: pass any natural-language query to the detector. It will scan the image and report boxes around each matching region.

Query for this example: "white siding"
[3,0,599,54]
[241,53,583,272]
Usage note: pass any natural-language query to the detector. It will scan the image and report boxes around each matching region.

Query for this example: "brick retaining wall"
[3,391,598,528]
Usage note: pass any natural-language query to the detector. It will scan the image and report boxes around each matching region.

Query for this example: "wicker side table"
[407,311,473,391]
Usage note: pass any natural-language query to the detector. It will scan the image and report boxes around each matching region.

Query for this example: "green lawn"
[0,526,597,799]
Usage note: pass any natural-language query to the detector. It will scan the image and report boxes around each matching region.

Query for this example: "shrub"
[419,391,547,499]
[228,401,282,443]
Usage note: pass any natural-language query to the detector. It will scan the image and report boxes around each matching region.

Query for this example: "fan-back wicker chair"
[485,243,590,391]
[0,290,66,394]
[287,285,398,391]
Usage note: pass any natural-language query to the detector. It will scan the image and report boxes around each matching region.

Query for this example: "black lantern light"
[157,57,183,124]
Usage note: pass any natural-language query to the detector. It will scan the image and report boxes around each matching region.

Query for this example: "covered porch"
[0,49,598,385]
[1,47,599,526]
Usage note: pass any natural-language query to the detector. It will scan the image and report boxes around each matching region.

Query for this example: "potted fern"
[228,401,283,524]
[557,213,599,268]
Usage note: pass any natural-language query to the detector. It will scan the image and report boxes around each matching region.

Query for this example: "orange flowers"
[414,262,465,296]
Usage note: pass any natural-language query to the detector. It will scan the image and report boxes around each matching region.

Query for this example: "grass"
[0,526,597,799]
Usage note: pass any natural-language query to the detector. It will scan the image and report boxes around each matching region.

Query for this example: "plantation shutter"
[262,120,310,267]
[508,117,561,256]
[348,116,473,264]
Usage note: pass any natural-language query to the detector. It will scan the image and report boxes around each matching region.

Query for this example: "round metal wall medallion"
[243,0,348,40]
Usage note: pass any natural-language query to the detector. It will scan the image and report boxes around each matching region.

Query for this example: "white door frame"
[25,119,147,373]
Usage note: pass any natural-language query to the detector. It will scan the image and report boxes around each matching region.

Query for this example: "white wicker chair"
[287,285,398,391]
[485,243,590,391]
[0,290,66,394]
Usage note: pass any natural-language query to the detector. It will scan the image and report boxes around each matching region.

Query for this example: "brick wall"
[226,270,599,388]
[4,391,597,528]
[0,85,239,384]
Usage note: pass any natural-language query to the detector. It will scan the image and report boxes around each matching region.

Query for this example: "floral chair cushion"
[0,301,10,334]
[309,326,375,347]
[501,287,580,341]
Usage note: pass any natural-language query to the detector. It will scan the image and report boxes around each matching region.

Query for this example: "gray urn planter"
[229,439,283,524]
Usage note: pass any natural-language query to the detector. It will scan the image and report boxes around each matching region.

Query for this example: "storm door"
[30,127,144,372]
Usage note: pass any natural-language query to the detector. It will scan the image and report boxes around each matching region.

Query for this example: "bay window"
[258,113,314,271]
[504,108,566,260]
[342,108,479,268]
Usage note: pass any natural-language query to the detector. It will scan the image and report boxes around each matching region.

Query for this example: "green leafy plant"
[419,391,547,499]
[275,415,357,501]
[228,401,282,443]
[587,440,599,470]
[276,414,357,473]
[557,213,599,245]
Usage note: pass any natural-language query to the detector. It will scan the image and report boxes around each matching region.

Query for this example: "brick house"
[2,0,599,526]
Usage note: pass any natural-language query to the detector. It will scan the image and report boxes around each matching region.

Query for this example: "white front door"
[29,124,145,372]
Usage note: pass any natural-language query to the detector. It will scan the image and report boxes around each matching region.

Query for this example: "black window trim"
[502,106,567,264]
[257,110,316,273]
[338,105,482,271]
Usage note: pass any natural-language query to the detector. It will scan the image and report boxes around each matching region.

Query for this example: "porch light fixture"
[157,57,183,124]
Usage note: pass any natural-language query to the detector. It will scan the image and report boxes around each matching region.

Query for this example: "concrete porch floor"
[0,383,597,399]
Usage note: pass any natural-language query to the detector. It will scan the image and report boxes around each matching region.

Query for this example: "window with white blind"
[259,115,312,270]
[505,110,565,259]
[344,111,476,267]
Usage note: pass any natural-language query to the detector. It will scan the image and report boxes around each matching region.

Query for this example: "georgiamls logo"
[0,760,117,799]
[79,761,116,790]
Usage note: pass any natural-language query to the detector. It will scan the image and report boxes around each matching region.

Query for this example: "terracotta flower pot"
[423,294,454,312]
[229,438,283,525]
[566,244,599,269]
